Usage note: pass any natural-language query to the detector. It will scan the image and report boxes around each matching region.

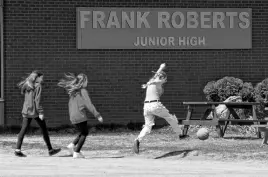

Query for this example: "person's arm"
[142,63,166,88]
[34,84,44,118]
[155,63,166,74]
[148,63,167,84]
[81,89,103,122]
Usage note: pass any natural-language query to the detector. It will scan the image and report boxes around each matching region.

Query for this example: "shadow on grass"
[223,136,259,140]
[154,149,194,159]
[90,156,125,159]
[58,154,73,157]
[58,154,125,158]
[0,140,44,150]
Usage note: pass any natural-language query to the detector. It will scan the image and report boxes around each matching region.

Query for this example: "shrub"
[254,78,268,119]
[203,77,254,102]
[203,81,220,102]
[241,82,255,102]
[254,78,268,103]
[203,77,255,119]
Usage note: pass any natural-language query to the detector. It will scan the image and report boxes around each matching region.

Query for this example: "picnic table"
[178,102,268,138]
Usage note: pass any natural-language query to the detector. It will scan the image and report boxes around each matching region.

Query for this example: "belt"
[144,100,160,103]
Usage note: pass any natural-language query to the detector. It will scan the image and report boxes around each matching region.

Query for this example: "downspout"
[0,0,4,127]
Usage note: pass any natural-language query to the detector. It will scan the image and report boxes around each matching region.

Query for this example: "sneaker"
[179,134,189,139]
[133,139,140,154]
[73,152,85,158]
[49,148,61,156]
[14,150,26,157]
[67,143,75,155]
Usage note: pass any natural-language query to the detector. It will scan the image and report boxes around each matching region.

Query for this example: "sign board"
[77,8,252,49]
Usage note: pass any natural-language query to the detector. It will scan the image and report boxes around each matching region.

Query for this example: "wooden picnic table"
[178,102,267,138]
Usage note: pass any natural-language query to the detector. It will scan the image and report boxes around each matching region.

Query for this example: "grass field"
[1,125,268,162]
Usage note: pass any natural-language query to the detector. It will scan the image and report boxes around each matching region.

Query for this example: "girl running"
[15,71,61,157]
[58,73,103,158]
[133,63,182,154]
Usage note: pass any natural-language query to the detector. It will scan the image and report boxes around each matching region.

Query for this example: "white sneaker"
[67,143,75,155]
[73,152,85,159]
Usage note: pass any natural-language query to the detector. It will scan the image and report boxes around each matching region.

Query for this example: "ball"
[197,128,209,140]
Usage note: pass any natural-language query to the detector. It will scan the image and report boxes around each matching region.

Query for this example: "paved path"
[1,150,268,177]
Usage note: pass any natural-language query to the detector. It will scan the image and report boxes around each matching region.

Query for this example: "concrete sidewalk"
[1,150,268,177]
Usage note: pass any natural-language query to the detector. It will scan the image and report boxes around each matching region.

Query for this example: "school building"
[0,0,267,128]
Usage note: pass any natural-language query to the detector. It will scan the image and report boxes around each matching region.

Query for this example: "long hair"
[58,73,88,96]
[17,70,43,94]
[142,71,167,89]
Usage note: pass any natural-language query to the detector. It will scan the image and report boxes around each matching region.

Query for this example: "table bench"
[179,102,268,138]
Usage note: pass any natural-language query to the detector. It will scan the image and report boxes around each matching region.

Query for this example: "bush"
[203,76,254,102]
[254,78,268,119]
[254,78,268,103]
[203,81,220,102]
[203,77,255,119]
[241,82,255,102]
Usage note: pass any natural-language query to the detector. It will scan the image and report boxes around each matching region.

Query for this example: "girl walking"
[133,63,182,154]
[15,71,61,157]
[58,73,103,158]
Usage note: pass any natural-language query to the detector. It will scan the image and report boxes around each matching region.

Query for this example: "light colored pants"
[136,102,181,141]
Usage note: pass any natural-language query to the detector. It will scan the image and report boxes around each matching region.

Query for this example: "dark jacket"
[68,88,100,124]
[21,83,44,118]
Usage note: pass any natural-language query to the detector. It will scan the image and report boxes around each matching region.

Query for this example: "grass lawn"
[1,125,268,162]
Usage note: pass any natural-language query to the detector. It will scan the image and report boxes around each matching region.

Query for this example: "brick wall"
[3,0,268,127]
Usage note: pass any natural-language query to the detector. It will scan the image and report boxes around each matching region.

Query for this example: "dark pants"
[72,121,89,153]
[16,117,52,151]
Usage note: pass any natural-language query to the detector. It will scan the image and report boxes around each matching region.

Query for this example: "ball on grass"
[197,128,209,140]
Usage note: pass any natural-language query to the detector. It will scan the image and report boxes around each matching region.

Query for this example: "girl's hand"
[39,114,44,120]
[160,63,166,69]
[98,116,103,123]
[162,77,167,83]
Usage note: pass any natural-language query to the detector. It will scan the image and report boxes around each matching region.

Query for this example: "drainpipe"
[0,0,4,127]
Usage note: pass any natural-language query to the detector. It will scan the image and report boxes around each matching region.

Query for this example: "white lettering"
[80,11,90,29]
[158,12,170,28]
[190,37,197,46]
[178,36,206,46]
[171,12,184,28]
[140,37,147,46]
[93,11,105,28]
[134,37,139,46]
[200,12,211,29]
[148,37,155,46]
[187,12,199,28]
[226,12,238,28]
[178,37,186,46]
[122,11,135,28]
[213,12,225,28]
[168,37,175,46]
[85,10,250,29]
[239,12,250,29]
[199,36,206,45]
[137,12,150,28]
[107,11,120,28]
[134,37,175,47]
[160,37,167,46]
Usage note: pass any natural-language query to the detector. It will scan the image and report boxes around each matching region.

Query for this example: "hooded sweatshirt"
[21,83,44,118]
[68,88,100,124]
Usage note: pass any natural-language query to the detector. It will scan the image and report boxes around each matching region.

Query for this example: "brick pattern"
[3,0,268,127]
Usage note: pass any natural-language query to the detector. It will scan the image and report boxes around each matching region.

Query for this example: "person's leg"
[67,133,81,155]
[73,134,81,145]
[35,117,61,156]
[152,102,182,135]
[133,106,155,154]
[261,128,268,147]
[73,121,88,158]
[35,118,52,150]
[15,117,32,157]
[136,115,155,142]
